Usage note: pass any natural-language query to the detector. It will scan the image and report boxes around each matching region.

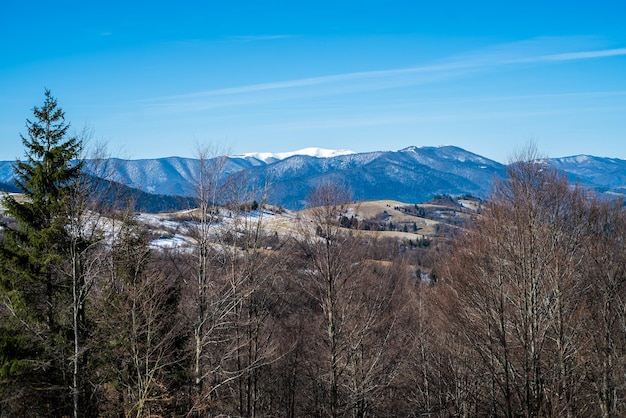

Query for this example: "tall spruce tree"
[0,90,84,416]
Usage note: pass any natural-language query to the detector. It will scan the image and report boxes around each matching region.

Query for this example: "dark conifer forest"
[2,92,626,417]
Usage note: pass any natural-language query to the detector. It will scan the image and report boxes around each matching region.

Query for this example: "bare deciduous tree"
[184,145,282,417]
[291,180,410,417]
[91,212,183,417]
[435,147,598,417]
[582,198,626,418]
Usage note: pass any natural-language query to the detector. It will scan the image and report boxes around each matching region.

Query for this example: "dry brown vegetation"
[3,147,626,417]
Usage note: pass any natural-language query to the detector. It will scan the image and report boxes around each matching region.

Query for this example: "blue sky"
[1,1,625,163]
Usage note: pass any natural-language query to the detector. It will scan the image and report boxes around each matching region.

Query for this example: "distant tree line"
[1,92,625,417]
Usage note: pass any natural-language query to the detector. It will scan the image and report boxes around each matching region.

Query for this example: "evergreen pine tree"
[0,90,84,416]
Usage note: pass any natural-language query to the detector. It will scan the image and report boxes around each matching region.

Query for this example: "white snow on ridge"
[233,147,356,163]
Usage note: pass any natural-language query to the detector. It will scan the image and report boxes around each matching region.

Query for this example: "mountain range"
[1,146,625,211]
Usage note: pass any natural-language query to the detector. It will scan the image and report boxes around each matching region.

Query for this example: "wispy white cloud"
[141,39,626,112]
[510,47,626,64]
[144,61,478,103]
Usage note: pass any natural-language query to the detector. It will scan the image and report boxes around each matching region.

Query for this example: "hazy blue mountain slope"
[0,161,15,185]
[247,147,505,208]
[545,155,626,190]
[84,156,255,196]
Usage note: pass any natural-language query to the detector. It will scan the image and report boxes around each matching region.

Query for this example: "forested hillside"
[2,93,625,417]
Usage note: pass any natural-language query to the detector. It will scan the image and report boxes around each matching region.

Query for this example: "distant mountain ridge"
[245,146,505,207]
[232,147,356,164]
[1,146,625,210]
[542,155,626,193]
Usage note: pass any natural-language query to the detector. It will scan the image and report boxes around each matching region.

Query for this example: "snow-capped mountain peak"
[233,147,355,164]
